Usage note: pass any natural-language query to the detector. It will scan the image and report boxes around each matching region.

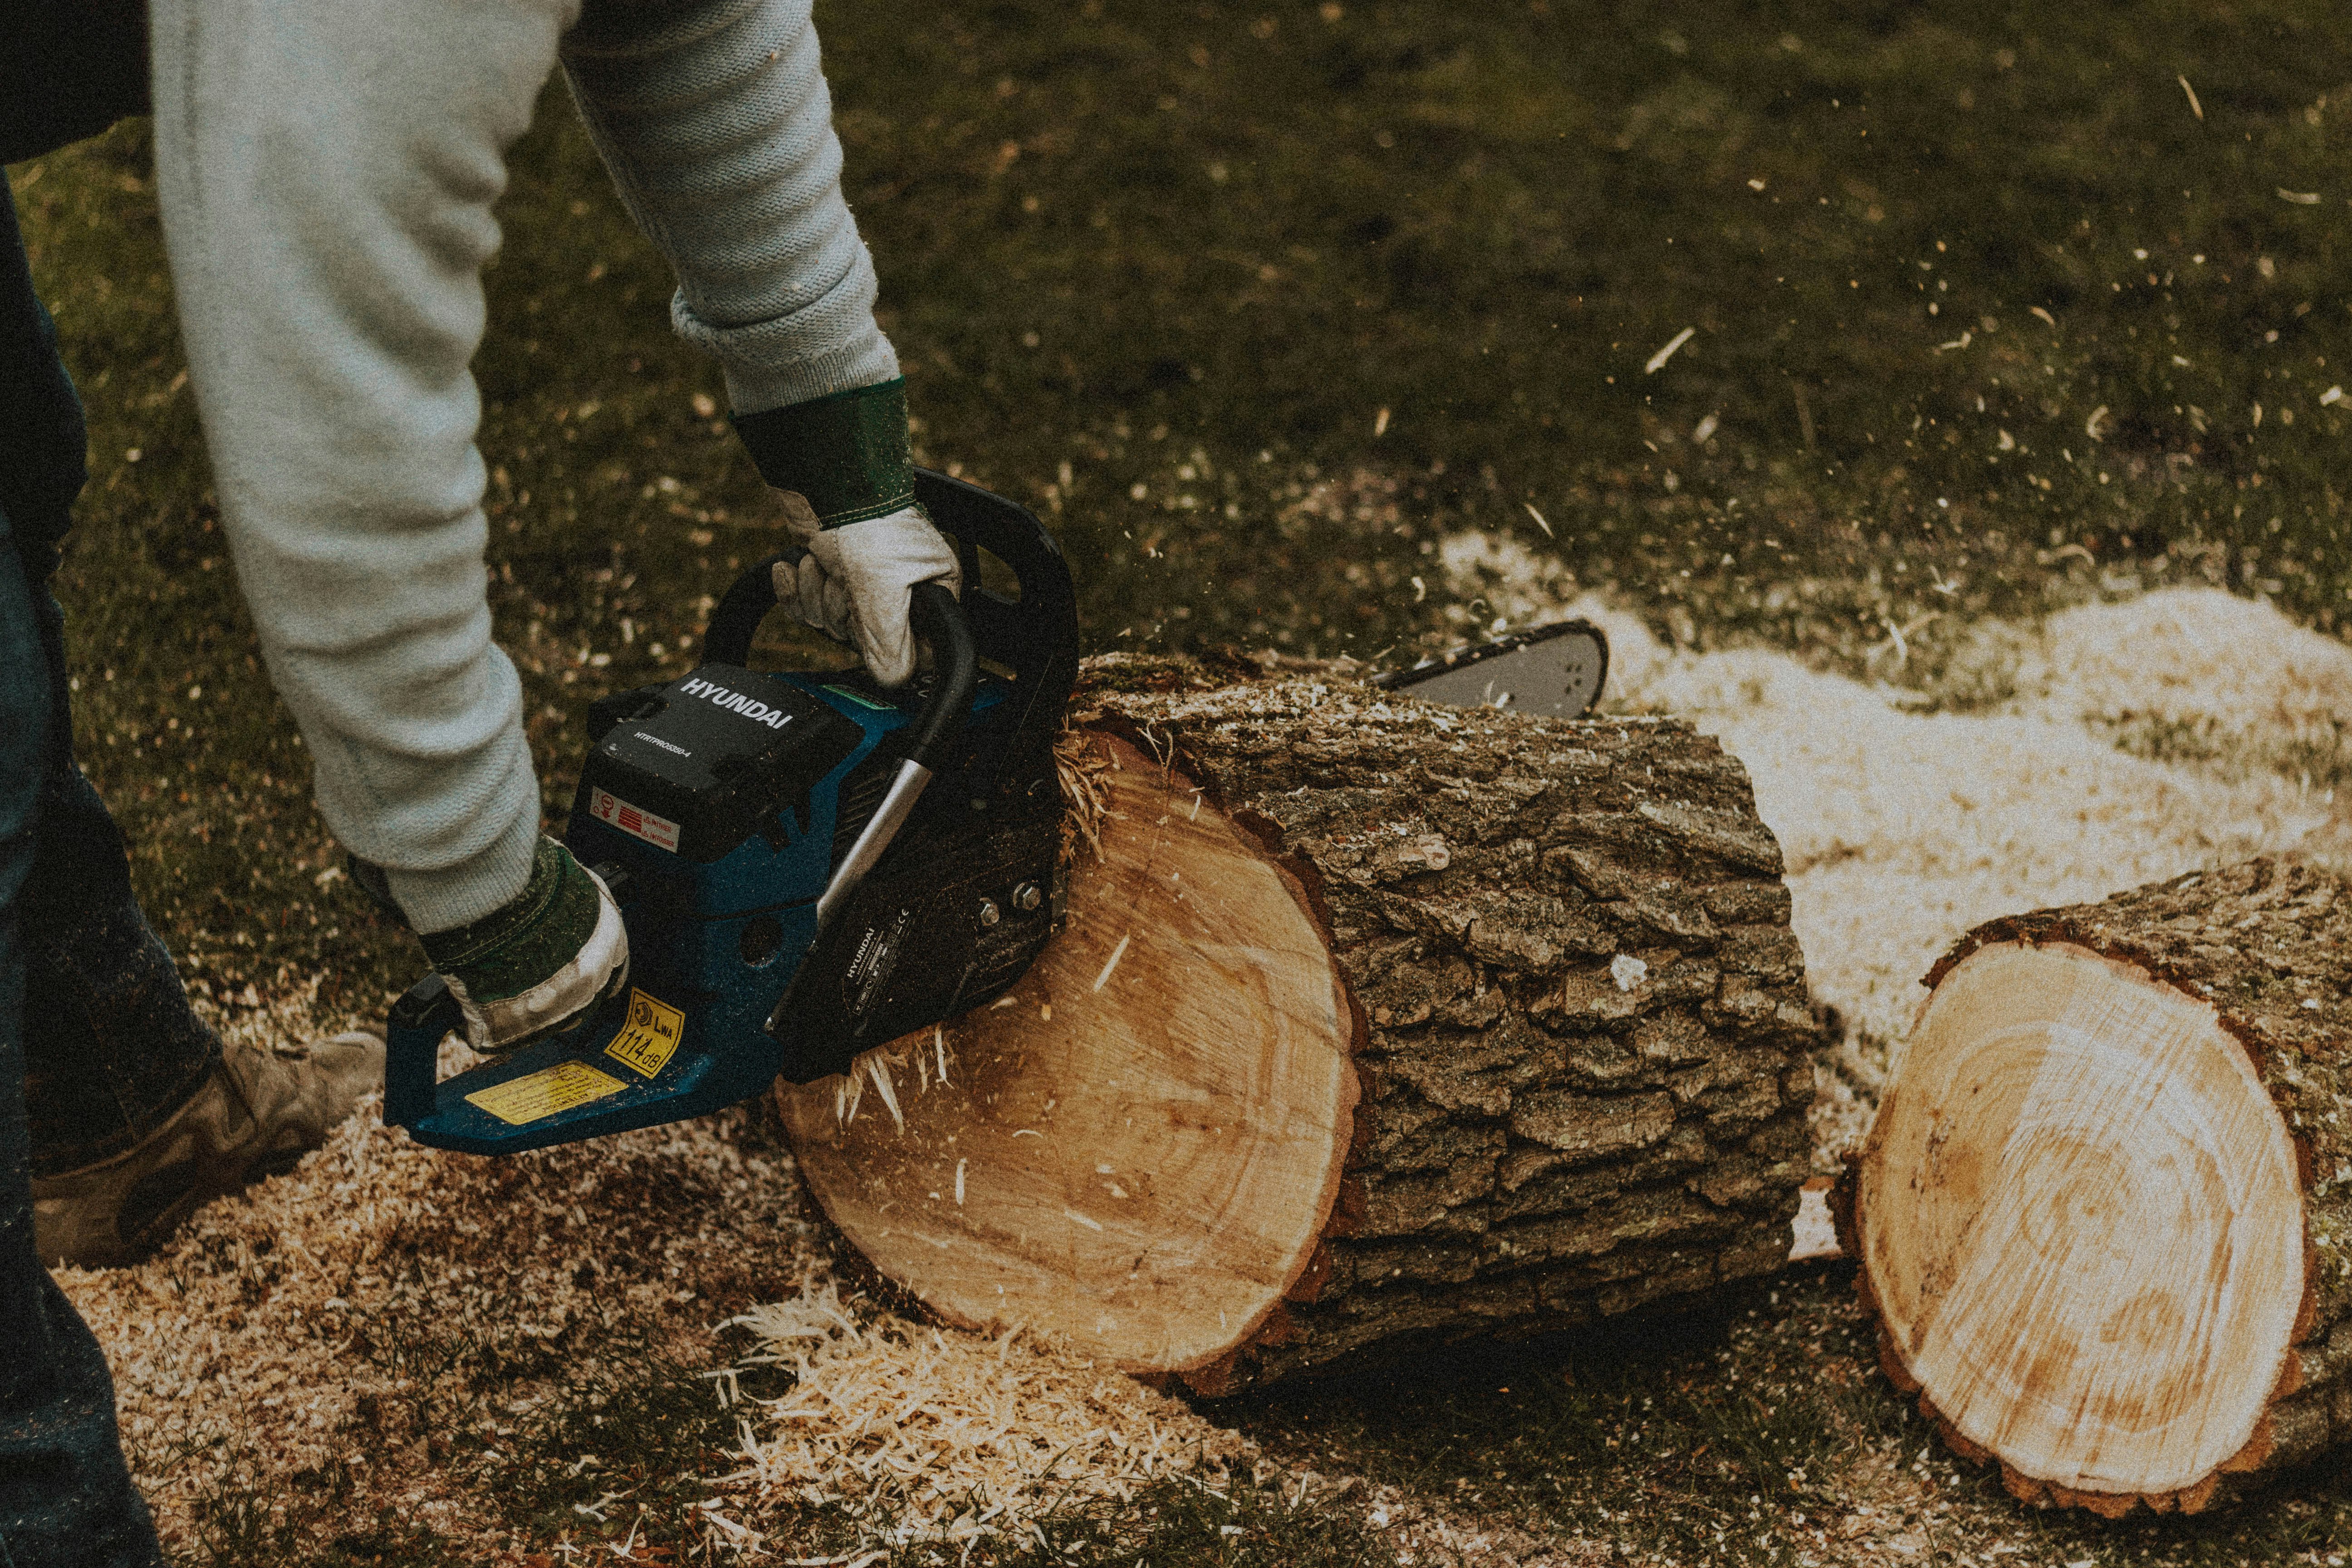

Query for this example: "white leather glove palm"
[772,492,961,688]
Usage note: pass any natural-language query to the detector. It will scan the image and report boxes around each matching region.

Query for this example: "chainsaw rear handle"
[384,860,641,1137]
[704,551,977,777]
[384,974,461,1132]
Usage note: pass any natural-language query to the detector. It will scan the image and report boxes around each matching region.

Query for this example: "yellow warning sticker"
[605,989,686,1078]
[465,1060,627,1125]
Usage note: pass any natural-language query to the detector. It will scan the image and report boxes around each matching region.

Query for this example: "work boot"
[31,1029,386,1269]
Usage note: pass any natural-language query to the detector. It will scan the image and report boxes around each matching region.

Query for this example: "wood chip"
[1092,934,1132,993]
[1644,326,1696,373]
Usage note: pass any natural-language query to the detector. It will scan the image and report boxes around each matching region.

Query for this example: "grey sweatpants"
[149,0,901,932]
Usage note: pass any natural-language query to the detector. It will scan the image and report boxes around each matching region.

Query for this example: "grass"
[11,0,2352,1563]
[160,1246,2352,1566]
[981,1470,1400,1568]
[162,1330,745,1566]
[168,1296,1401,1568]
[181,1478,462,1568]
[88,1235,2352,1568]
[1239,1270,1895,1568]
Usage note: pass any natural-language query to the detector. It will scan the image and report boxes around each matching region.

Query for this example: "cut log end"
[779,736,1360,1378]
[1862,870,2342,1504]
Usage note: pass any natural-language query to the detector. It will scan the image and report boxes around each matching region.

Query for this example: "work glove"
[374,837,628,1054]
[771,494,961,689]
[730,376,958,690]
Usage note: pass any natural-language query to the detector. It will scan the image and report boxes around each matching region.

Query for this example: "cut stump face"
[780,736,1360,1374]
[1860,941,2304,1497]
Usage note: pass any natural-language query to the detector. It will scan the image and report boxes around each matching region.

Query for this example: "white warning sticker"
[588,787,681,853]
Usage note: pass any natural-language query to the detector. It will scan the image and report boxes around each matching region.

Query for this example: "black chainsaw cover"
[770,785,1061,1082]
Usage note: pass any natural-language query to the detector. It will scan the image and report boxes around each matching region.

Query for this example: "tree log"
[1845,858,2352,1515]
[781,660,1821,1393]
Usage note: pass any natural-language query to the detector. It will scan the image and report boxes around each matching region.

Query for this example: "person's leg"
[0,576,162,1566]
[16,474,387,1271]
[0,170,161,1568]
[17,544,225,1189]
[0,172,381,1271]
[15,463,231,1195]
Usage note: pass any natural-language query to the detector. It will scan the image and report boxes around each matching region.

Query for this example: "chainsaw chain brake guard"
[384,469,1078,1153]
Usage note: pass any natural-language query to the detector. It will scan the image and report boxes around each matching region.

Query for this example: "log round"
[782,660,1822,1393]
[781,733,1360,1373]
[1847,858,2352,1515]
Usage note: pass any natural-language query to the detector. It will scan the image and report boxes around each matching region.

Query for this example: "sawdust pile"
[59,998,1242,1559]
[58,993,803,1555]
[1443,535,2352,1161]
[723,1278,1244,1552]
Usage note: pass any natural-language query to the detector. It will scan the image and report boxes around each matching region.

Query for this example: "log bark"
[1843,858,2352,1515]
[781,658,1821,1393]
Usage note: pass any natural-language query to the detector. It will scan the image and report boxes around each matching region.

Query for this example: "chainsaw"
[384,468,1079,1155]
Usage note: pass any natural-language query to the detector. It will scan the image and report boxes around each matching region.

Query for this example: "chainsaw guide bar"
[1374,618,1610,718]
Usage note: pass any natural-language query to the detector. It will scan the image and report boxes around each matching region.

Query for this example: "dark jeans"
[1,162,216,1567]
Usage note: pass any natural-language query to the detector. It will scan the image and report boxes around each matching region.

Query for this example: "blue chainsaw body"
[385,471,1077,1156]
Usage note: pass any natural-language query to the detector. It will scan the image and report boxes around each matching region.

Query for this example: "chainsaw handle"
[702,553,978,776]
[701,544,808,669]
[907,468,1078,779]
[384,973,462,1131]
[706,470,1073,695]
[703,468,1072,783]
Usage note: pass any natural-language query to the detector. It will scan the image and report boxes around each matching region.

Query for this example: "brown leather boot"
[30,1029,385,1269]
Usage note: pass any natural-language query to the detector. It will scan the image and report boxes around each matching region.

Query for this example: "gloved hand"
[418,838,629,1054]
[770,491,961,688]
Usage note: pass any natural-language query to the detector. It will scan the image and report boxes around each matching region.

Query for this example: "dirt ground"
[56,578,2352,1567]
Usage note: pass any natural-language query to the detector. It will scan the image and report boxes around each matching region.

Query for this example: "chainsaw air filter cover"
[580,666,861,862]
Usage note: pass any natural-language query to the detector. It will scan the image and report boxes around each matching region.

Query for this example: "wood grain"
[782,736,1360,1372]
[784,658,1823,1391]
[1851,859,2352,1513]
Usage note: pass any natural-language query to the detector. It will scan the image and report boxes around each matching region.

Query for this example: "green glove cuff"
[419,838,602,1005]
[731,377,917,529]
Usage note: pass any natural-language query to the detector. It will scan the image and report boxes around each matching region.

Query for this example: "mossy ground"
[12,0,2352,1562]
